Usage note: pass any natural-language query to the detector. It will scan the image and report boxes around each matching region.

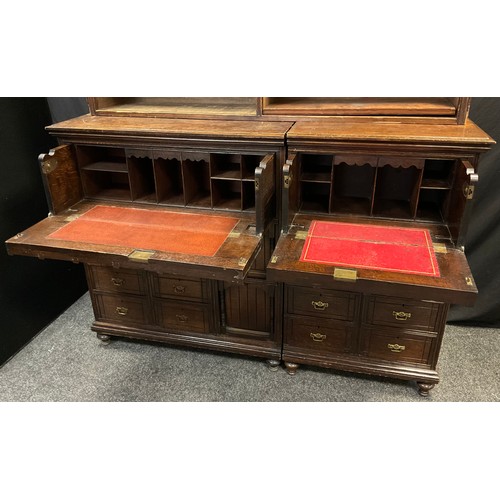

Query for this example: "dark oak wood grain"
[5,97,496,395]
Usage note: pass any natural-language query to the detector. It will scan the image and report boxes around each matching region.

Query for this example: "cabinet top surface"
[287,120,495,146]
[47,115,294,140]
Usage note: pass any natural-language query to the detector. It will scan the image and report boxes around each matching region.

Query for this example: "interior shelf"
[263,97,458,116]
[91,97,258,118]
[80,161,127,173]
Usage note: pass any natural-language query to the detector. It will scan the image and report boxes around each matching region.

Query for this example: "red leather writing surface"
[300,221,440,277]
[49,206,240,257]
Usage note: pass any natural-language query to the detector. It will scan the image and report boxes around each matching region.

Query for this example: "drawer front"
[95,293,150,325]
[284,316,353,354]
[89,266,146,295]
[364,295,443,332]
[360,327,435,366]
[287,286,358,322]
[155,300,210,334]
[152,275,205,301]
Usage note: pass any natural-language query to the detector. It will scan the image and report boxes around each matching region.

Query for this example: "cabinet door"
[281,153,300,233]
[447,160,479,247]
[220,281,275,339]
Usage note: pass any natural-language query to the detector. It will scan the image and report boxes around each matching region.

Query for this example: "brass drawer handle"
[176,314,188,323]
[111,277,124,287]
[173,285,186,294]
[116,306,129,316]
[393,311,412,321]
[311,300,329,311]
[388,343,406,353]
[310,332,327,342]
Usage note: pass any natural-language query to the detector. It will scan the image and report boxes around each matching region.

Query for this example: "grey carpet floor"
[1,292,499,402]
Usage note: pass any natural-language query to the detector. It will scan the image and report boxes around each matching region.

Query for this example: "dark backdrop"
[0,98,88,366]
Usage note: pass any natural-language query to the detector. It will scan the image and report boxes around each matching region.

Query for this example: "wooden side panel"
[255,154,275,235]
[39,145,83,215]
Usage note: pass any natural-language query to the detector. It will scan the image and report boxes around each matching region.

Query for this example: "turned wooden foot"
[266,359,281,372]
[97,333,111,345]
[417,382,435,397]
[285,362,299,376]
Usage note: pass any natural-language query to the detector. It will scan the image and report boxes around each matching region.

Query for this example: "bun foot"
[417,382,435,397]
[266,359,281,372]
[97,333,111,345]
[285,362,299,376]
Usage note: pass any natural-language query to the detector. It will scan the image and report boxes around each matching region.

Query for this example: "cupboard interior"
[76,145,262,212]
[292,153,457,224]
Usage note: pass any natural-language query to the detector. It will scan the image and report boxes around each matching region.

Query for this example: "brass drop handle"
[176,314,188,323]
[173,285,186,294]
[310,332,327,342]
[116,306,129,316]
[393,311,411,321]
[388,343,406,353]
[312,300,329,311]
[112,277,124,287]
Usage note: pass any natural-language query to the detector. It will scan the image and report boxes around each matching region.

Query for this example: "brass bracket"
[238,257,248,267]
[228,231,241,239]
[433,243,447,254]
[284,173,292,189]
[64,214,81,222]
[128,250,155,263]
[270,256,278,264]
[333,268,358,282]
[465,276,474,286]
[295,230,308,240]
[255,178,260,191]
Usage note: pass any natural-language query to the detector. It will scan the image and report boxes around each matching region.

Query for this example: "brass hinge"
[284,173,292,189]
[228,231,241,239]
[465,276,474,286]
[463,184,475,200]
[255,178,260,191]
[128,250,155,263]
[295,230,308,240]
[238,257,248,267]
[271,256,278,264]
[333,268,358,282]
[433,243,447,254]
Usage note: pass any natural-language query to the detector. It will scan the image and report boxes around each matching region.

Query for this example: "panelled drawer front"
[155,300,210,334]
[95,293,150,325]
[89,266,146,295]
[152,275,205,301]
[285,316,353,354]
[287,286,359,322]
[360,327,435,366]
[364,295,443,332]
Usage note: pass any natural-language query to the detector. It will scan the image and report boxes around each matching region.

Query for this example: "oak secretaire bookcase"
[6,98,495,396]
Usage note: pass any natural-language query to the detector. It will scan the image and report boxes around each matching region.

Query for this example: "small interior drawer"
[88,265,146,295]
[94,293,150,325]
[154,300,210,334]
[284,316,353,354]
[363,295,444,332]
[151,275,206,301]
[359,327,436,366]
[286,286,359,322]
